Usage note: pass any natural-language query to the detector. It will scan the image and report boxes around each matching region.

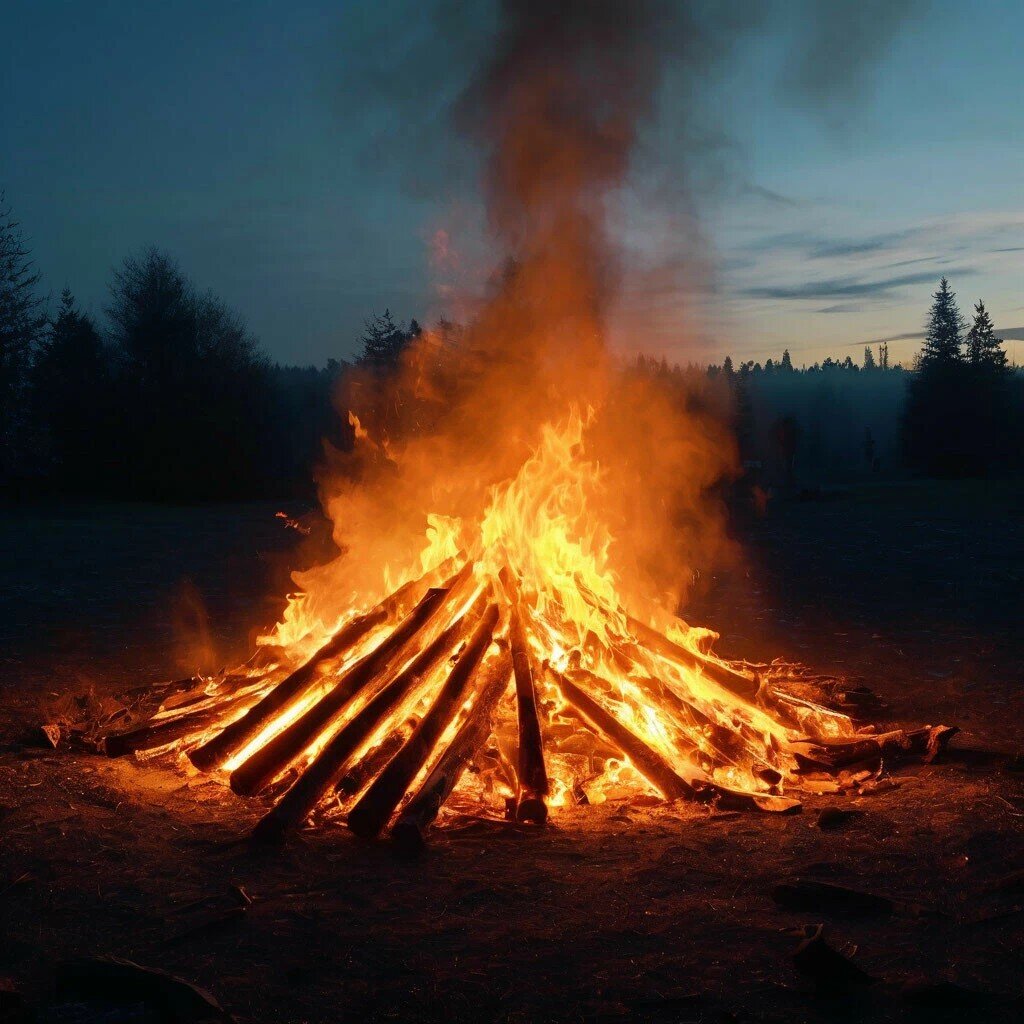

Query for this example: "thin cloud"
[742,267,977,302]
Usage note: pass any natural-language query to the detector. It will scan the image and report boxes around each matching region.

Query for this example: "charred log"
[230,583,455,796]
[509,606,549,824]
[552,670,695,802]
[189,563,464,772]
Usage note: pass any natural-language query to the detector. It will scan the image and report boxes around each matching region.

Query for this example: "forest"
[2,194,1020,502]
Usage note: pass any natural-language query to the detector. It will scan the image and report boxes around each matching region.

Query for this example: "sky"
[3,0,1022,369]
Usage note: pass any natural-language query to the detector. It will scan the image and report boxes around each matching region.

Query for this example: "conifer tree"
[965,300,1007,370]
[920,277,965,367]
[358,309,409,367]
[0,192,47,475]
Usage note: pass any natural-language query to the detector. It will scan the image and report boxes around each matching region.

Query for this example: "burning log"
[250,595,488,841]
[626,616,759,702]
[392,650,513,852]
[552,670,696,802]
[230,581,461,796]
[509,605,549,824]
[188,565,462,772]
[103,698,251,758]
[336,728,410,798]
[346,604,501,839]
[792,725,958,772]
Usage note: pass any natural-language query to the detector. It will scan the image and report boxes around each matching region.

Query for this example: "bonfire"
[92,0,956,849]
[100,408,954,849]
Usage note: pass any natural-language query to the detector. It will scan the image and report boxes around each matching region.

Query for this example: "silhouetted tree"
[902,279,1012,476]
[780,349,794,373]
[863,346,876,371]
[106,248,272,498]
[965,301,1007,370]
[31,289,112,490]
[0,193,48,481]
[920,277,965,367]
[358,309,410,367]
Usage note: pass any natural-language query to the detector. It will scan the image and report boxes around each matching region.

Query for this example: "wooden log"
[626,616,759,702]
[346,604,500,839]
[552,671,696,802]
[249,595,488,841]
[189,561,467,771]
[335,727,410,799]
[792,724,958,771]
[509,605,549,824]
[392,650,513,852]
[190,608,386,771]
[103,696,252,758]
[231,581,459,796]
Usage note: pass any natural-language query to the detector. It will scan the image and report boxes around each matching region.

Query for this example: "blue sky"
[3,1,1021,368]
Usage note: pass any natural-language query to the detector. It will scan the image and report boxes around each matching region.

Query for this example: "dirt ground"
[2,482,1023,1023]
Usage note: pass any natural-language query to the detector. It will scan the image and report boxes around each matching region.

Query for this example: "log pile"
[100,558,957,847]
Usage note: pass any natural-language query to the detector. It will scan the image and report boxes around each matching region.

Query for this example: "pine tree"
[965,300,1007,370]
[0,192,47,475]
[721,355,734,378]
[359,309,409,367]
[863,346,876,370]
[780,349,794,373]
[920,278,965,367]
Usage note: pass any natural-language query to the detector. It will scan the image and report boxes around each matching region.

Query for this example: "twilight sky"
[4,0,1022,368]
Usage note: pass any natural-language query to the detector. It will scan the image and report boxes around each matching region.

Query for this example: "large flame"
[242,405,853,812]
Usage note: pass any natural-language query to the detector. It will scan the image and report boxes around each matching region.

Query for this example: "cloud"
[808,230,916,259]
[740,182,804,207]
[869,325,1024,344]
[741,267,977,302]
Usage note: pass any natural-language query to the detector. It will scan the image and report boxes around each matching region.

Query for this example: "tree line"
[1,188,1019,501]
[0,194,423,500]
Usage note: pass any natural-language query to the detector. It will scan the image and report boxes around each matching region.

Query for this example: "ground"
[1,482,1023,1023]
